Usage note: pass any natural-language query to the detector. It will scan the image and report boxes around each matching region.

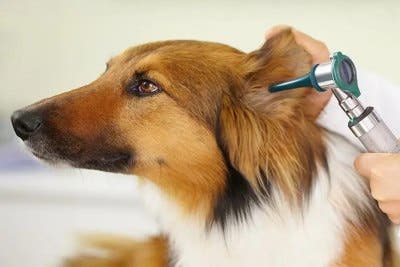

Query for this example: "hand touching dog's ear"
[265,25,332,118]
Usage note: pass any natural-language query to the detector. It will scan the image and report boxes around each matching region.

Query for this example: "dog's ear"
[217,29,325,202]
[243,28,314,114]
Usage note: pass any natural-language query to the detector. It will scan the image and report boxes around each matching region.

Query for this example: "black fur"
[210,154,275,232]
[212,160,262,231]
[212,123,274,231]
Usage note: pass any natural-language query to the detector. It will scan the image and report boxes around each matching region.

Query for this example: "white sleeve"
[317,69,400,149]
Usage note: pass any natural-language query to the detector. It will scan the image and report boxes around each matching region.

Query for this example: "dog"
[11,28,398,267]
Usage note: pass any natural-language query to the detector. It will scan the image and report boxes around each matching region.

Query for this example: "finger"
[354,153,393,178]
[370,170,400,201]
[378,200,400,215]
[387,214,400,224]
[364,154,400,201]
[354,154,400,201]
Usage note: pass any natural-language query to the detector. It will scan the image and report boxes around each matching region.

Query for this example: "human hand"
[355,153,400,224]
[265,25,332,117]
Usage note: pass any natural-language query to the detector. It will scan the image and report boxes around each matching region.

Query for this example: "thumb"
[354,153,395,178]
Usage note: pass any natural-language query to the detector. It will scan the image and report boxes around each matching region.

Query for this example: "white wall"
[1,0,400,115]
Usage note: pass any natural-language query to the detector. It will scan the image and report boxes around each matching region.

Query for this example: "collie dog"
[11,29,398,267]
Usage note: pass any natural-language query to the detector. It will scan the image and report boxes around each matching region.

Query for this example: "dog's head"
[11,29,326,223]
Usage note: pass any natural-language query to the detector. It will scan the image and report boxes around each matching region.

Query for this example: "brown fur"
[65,235,169,267]
[13,29,396,266]
[334,225,384,266]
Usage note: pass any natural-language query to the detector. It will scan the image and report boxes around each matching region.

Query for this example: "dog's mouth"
[26,138,133,173]
[32,150,54,161]
[78,152,133,172]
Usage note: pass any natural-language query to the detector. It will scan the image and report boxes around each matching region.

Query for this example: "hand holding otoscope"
[266,26,400,224]
[269,52,400,153]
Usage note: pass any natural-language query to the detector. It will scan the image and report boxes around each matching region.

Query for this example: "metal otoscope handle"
[358,119,400,153]
[331,88,400,153]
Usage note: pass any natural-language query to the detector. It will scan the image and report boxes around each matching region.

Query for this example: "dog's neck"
[138,131,380,267]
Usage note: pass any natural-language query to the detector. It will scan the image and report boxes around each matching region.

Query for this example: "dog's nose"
[11,109,43,140]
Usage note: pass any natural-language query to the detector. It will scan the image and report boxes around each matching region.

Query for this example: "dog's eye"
[128,80,161,96]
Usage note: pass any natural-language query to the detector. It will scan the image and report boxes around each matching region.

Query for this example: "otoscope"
[269,52,400,153]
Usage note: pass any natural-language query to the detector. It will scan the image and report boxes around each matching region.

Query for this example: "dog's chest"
[140,177,346,267]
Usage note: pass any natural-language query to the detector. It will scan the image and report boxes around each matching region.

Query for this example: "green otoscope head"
[269,52,361,98]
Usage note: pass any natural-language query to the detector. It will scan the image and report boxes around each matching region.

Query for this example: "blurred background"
[1,0,399,266]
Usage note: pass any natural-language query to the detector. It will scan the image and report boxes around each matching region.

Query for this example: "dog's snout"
[11,109,43,140]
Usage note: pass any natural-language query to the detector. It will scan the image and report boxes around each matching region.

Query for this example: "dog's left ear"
[244,28,313,109]
[218,29,325,198]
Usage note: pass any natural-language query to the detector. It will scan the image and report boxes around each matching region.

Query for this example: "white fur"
[139,131,372,267]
